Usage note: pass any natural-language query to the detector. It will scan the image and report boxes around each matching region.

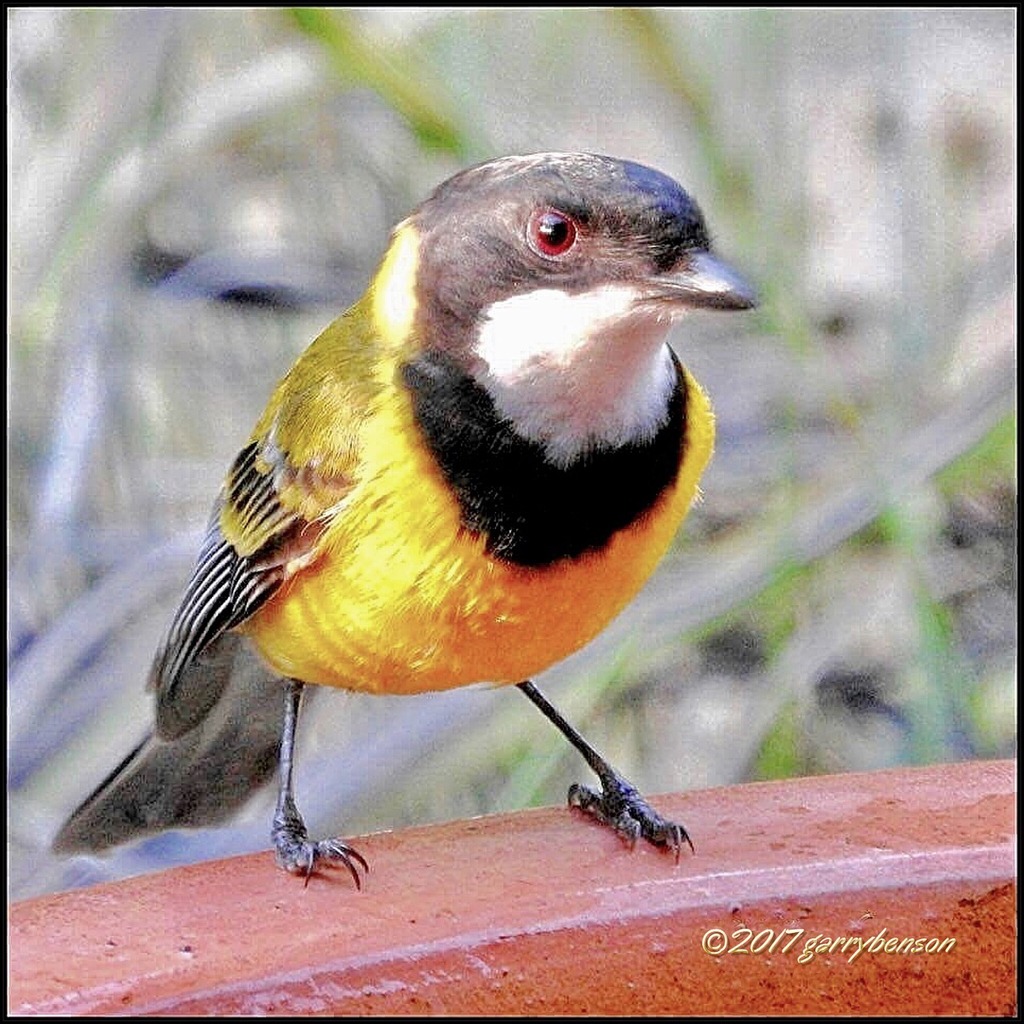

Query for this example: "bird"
[54,152,757,887]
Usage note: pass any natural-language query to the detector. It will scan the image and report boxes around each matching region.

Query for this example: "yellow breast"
[242,366,714,694]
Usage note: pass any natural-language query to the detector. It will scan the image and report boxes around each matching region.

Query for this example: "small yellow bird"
[55,153,756,886]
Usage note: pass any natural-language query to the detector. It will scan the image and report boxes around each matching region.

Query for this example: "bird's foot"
[272,797,368,888]
[568,769,693,863]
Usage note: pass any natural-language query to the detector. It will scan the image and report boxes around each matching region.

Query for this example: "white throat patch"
[473,285,679,466]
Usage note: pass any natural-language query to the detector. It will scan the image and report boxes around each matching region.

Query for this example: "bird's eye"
[527,209,578,258]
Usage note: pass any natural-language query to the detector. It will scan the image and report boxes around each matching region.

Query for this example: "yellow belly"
[242,368,714,694]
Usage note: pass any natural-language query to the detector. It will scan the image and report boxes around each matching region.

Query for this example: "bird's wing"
[152,354,370,740]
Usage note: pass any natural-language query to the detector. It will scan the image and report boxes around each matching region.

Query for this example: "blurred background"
[9,9,1015,902]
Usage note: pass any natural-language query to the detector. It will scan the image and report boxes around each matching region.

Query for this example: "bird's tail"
[53,634,287,854]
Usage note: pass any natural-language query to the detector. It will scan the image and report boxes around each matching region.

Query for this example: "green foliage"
[287,8,471,156]
[753,701,803,780]
[937,414,1015,494]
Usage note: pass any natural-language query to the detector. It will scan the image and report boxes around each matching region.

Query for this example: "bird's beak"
[650,251,758,311]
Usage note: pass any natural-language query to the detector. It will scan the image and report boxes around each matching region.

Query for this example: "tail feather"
[54,634,287,854]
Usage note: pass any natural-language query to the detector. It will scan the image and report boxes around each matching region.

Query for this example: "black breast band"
[400,351,687,567]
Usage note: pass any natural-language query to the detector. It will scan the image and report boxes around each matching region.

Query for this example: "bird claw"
[568,773,693,863]
[272,800,369,888]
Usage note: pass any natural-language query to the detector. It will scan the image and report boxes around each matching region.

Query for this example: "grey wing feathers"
[151,502,281,739]
[151,438,313,739]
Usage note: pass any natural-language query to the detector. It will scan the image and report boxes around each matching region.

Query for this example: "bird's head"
[398,153,757,463]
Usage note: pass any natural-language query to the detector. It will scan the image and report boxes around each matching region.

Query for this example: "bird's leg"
[517,679,693,861]
[271,678,369,887]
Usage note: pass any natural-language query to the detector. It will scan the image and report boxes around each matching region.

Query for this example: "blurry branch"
[103,52,323,220]
[8,532,203,776]
[13,18,328,328]
[12,11,185,610]
[286,8,473,157]
[59,51,325,301]
[32,299,109,537]
[11,10,179,309]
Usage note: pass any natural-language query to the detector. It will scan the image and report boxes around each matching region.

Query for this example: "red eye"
[527,209,578,258]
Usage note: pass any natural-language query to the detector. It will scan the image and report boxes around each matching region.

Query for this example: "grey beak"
[656,251,758,311]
